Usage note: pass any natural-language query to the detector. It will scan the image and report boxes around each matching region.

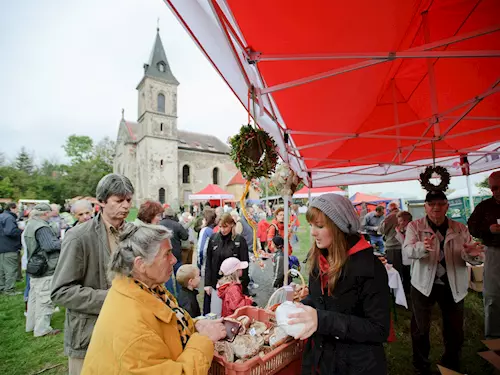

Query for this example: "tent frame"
[199,0,500,183]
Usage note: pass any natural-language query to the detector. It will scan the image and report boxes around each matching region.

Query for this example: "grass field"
[0,213,493,374]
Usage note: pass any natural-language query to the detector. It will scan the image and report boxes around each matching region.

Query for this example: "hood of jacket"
[217,281,241,299]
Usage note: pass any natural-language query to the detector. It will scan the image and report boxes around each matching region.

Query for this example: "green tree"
[63,135,94,163]
[476,176,489,189]
[0,176,15,198]
[94,137,115,167]
[15,147,34,174]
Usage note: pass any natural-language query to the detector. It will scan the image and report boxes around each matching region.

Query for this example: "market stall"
[188,184,234,207]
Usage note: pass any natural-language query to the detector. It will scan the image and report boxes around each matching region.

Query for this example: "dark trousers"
[386,247,411,295]
[203,292,211,315]
[165,260,182,298]
[411,284,464,374]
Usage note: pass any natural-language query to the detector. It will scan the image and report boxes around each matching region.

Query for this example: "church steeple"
[143,28,179,85]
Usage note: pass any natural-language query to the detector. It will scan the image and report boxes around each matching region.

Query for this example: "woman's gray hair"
[108,222,172,279]
[96,173,134,203]
[71,200,93,214]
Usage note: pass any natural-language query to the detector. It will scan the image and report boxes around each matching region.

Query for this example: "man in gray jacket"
[380,201,410,294]
[51,174,134,375]
[362,205,386,254]
[25,203,61,337]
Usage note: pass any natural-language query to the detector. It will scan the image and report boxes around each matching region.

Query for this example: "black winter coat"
[0,210,22,253]
[301,246,390,375]
[204,232,250,292]
[178,286,201,318]
[159,218,188,261]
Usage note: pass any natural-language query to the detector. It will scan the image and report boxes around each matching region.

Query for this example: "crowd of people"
[0,170,498,375]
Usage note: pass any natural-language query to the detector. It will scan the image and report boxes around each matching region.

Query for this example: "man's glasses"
[426,201,448,207]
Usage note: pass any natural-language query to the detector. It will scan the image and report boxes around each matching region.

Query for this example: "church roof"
[178,130,230,154]
[227,171,246,186]
[118,120,229,154]
[119,120,139,143]
[143,29,179,85]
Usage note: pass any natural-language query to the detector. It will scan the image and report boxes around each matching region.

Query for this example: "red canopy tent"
[164,0,500,187]
[293,186,346,199]
[188,184,234,207]
[350,192,397,215]
[165,0,499,290]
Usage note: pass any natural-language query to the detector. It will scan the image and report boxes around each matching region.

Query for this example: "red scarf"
[318,237,371,294]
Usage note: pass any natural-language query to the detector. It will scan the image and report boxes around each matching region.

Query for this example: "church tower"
[135,28,180,207]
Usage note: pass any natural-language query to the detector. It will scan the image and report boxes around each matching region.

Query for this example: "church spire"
[143,28,179,85]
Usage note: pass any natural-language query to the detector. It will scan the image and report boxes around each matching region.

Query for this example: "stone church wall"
[178,149,237,206]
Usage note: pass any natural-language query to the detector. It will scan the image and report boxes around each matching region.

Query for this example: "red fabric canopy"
[188,184,234,200]
[293,186,345,198]
[350,192,394,205]
[165,0,500,186]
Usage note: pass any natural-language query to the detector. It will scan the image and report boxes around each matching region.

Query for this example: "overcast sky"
[0,0,494,199]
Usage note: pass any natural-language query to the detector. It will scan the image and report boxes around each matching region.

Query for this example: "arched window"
[158,188,165,204]
[182,165,190,184]
[160,123,163,132]
[157,93,165,113]
[160,159,164,167]
[212,167,219,185]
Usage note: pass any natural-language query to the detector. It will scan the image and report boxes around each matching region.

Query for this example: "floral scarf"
[133,279,194,349]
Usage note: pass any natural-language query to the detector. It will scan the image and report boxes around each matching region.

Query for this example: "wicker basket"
[209,306,304,375]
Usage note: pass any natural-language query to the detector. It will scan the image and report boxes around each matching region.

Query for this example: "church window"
[182,165,190,184]
[160,159,164,167]
[213,167,219,185]
[158,188,165,204]
[157,93,165,113]
[160,123,163,132]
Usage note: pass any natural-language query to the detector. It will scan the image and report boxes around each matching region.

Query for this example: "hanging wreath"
[229,124,279,180]
[419,165,451,192]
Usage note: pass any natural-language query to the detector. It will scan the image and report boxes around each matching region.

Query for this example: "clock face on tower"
[158,62,165,72]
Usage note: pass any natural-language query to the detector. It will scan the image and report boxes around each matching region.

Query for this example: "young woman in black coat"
[288,194,390,375]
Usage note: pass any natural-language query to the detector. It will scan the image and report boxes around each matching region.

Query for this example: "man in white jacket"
[403,190,484,375]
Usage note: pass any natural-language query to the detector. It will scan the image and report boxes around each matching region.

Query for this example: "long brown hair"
[306,207,348,294]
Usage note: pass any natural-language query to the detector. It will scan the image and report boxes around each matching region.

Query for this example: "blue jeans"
[369,235,385,254]
[165,261,182,298]
[24,272,30,302]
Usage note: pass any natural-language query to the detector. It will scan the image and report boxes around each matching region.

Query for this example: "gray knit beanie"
[310,194,360,234]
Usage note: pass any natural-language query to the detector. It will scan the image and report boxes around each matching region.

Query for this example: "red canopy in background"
[165,0,500,187]
[350,193,397,216]
[293,186,346,199]
[188,184,234,207]
[350,193,395,205]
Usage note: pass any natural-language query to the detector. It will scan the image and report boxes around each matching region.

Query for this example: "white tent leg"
[308,187,312,249]
[466,175,475,214]
[284,195,289,285]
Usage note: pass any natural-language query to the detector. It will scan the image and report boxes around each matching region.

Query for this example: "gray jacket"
[362,212,385,236]
[379,212,400,250]
[51,213,131,358]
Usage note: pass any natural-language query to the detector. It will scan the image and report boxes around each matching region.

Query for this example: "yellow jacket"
[82,277,214,375]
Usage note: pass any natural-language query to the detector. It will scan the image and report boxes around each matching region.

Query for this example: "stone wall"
[178,149,237,206]
[137,137,179,208]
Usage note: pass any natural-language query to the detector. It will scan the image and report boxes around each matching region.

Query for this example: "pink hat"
[220,257,249,276]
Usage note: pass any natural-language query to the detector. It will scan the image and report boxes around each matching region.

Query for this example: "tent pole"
[466,175,475,214]
[284,195,289,285]
[308,187,312,249]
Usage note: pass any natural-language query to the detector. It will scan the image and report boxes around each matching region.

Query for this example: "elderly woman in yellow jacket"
[82,222,226,375]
